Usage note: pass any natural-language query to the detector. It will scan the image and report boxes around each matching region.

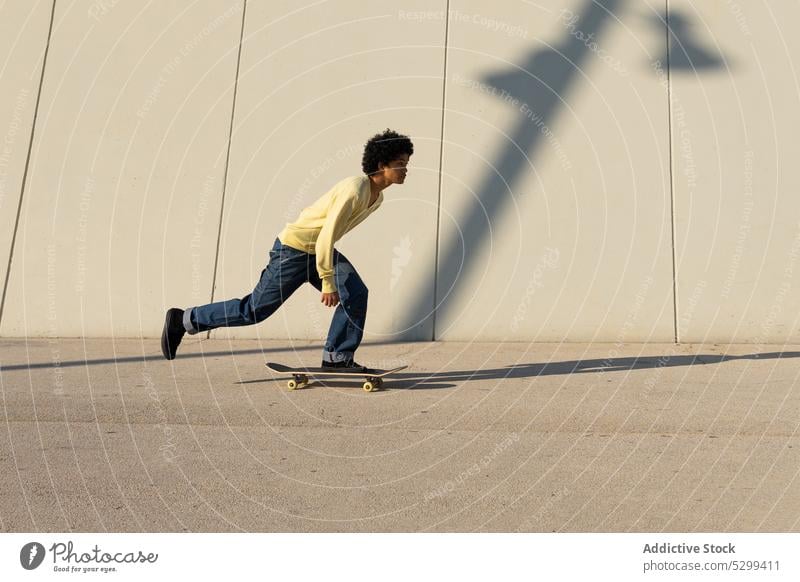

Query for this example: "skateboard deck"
[266,362,408,392]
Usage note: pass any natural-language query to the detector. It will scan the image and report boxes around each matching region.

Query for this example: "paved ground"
[0,337,798,532]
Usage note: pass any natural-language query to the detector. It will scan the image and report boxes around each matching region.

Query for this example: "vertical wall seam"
[205,0,248,340]
[0,0,58,334]
[665,0,679,344]
[432,0,450,342]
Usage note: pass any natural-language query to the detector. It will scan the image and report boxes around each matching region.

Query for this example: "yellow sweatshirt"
[278,175,384,293]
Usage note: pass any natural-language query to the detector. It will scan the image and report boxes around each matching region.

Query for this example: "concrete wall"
[0,0,243,338]
[0,2,53,332]
[1,0,797,344]
[669,0,800,344]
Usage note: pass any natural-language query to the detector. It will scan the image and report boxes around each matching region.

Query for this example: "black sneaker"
[321,360,367,372]
[161,308,186,360]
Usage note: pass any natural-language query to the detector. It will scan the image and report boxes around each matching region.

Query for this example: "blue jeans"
[183,238,368,363]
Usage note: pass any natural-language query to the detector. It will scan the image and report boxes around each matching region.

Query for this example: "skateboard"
[265,362,408,392]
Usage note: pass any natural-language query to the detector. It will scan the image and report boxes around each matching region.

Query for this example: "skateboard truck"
[286,373,382,392]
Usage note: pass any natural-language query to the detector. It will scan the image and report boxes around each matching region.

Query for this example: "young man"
[160,129,413,369]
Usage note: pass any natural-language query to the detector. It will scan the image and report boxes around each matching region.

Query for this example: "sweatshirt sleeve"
[315,189,356,293]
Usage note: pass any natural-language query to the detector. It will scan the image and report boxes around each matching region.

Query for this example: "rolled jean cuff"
[183,308,199,335]
[322,350,354,364]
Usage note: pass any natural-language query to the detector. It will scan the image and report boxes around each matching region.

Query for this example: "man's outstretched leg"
[316,251,369,369]
[161,238,309,360]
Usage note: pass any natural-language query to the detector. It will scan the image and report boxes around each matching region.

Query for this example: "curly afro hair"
[361,129,414,175]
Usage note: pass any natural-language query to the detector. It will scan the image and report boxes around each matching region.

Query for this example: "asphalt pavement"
[1,337,798,532]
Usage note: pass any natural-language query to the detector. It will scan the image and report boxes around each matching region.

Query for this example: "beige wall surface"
[669,1,800,343]
[209,0,445,343]
[433,0,674,341]
[0,1,52,325]
[1,1,799,344]
[0,0,243,337]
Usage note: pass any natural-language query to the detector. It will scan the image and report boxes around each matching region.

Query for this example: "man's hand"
[321,292,340,307]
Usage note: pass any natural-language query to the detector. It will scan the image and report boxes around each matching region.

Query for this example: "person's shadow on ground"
[242,351,798,391]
